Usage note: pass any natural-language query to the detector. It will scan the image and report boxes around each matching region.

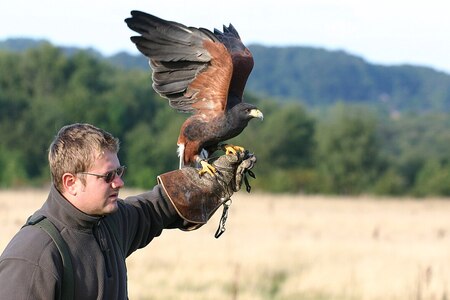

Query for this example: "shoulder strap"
[26,216,74,300]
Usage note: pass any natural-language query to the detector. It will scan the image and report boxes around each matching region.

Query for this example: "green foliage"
[2,44,450,196]
[0,45,153,184]
[123,111,183,187]
[315,103,381,194]
[230,99,317,193]
[372,169,408,196]
[375,113,450,195]
[413,160,450,197]
[0,145,27,187]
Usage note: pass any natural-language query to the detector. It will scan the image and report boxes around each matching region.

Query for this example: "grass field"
[1,189,450,300]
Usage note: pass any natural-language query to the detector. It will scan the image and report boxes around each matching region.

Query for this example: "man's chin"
[104,201,119,215]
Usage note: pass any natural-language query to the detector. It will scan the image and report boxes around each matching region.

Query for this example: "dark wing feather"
[125,11,233,115]
[214,24,254,109]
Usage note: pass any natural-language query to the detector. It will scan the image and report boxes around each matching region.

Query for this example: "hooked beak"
[249,109,264,121]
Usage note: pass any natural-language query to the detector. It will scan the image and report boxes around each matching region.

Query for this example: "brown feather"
[189,40,232,116]
[125,11,261,168]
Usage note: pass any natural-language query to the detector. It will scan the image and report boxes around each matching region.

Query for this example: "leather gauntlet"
[157,151,256,231]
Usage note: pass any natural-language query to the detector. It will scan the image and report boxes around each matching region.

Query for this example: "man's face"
[73,151,124,216]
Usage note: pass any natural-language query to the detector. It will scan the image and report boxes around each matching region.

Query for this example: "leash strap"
[215,199,232,238]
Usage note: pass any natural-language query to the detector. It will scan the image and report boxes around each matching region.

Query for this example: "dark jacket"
[0,185,181,299]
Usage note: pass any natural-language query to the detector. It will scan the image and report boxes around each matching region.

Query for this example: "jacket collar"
[39,185,102,232]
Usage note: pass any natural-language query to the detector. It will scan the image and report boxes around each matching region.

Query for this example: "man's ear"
[62,173,78,196]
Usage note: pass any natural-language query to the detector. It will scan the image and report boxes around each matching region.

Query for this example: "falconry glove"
[158,151,257,231]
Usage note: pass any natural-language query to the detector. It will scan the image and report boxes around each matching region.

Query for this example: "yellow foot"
[223,144,245,155]
[198,160,217,176]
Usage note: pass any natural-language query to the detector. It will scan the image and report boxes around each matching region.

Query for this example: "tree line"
[1,44,450,196]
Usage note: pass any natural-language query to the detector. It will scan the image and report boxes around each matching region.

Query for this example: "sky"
[1,0,450,74]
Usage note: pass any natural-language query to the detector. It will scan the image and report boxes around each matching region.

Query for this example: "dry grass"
[1,189,450,300]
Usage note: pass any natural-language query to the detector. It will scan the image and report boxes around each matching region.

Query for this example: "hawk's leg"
[195,156,217,176]
[199,160,217,176]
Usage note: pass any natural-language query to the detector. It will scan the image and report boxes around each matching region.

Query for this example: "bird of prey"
[125,11,263,176]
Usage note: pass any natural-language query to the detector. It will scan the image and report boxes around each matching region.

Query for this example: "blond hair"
[48,123,120,192]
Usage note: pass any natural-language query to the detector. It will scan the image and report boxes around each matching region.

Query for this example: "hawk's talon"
[198,160,217,177]
[223,144,245,155]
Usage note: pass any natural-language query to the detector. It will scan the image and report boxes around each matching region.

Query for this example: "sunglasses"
[79,166,126,183]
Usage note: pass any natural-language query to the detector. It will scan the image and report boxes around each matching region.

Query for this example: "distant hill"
[0,38,47,52]
[2,38,450,113]
[248,45,450,113]
[0,38,103,58]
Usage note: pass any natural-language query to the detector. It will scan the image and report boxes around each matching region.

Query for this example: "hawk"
[125,11,263,175]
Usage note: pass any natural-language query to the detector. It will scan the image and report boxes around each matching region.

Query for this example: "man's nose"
[111,176,124,189]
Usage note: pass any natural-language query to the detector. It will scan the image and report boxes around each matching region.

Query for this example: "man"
[0,123,255,299]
